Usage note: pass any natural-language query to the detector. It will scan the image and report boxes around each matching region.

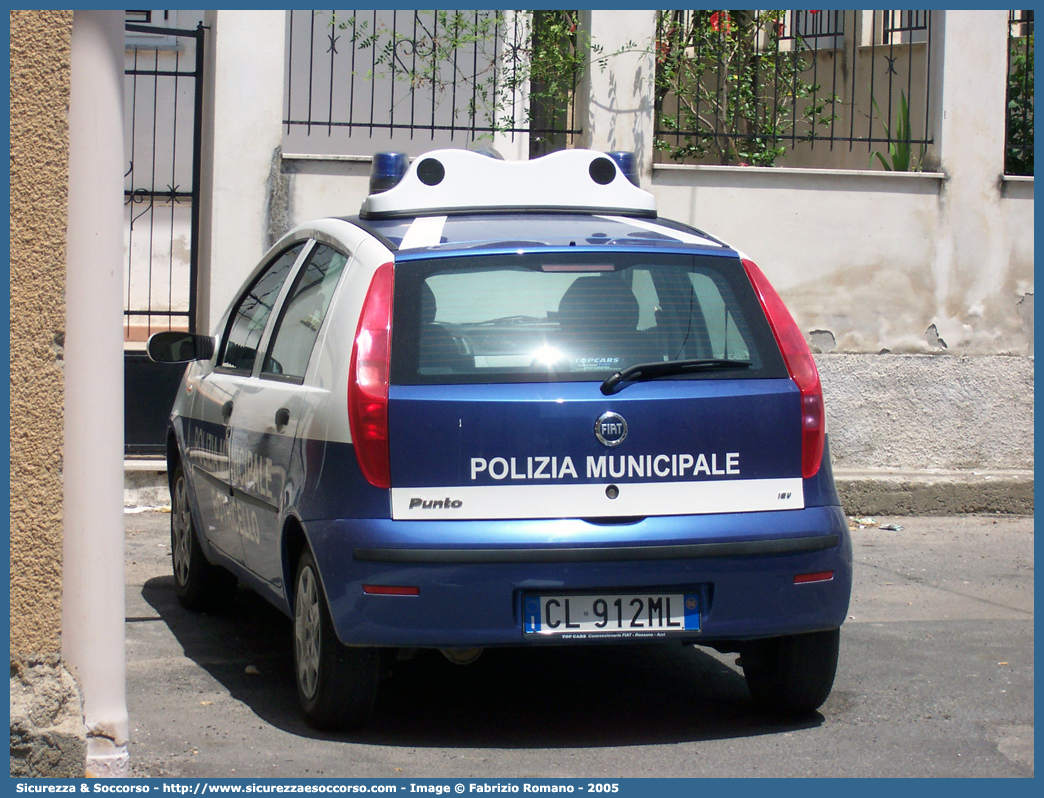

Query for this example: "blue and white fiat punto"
[148,148,851,730]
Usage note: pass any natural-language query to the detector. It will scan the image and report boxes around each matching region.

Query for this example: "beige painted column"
[577,9,657,186]
[63,9,129,777]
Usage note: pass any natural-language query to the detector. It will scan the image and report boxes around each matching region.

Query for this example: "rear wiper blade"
[600,359,752,395]
[469,315,546,326]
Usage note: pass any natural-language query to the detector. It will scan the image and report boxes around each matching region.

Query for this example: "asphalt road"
[124,512,1033,778]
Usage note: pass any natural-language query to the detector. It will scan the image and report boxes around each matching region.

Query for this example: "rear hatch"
[387,248,802,521]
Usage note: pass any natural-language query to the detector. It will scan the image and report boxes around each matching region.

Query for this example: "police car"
[148,148,851,730]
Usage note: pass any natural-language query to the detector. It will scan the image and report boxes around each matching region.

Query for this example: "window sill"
[1000,173,1033,199]
[282,152,375,163]
[653,162,945,181]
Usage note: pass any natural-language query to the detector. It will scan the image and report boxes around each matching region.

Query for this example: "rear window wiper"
[468,315,546,326]
[600,358,752,395]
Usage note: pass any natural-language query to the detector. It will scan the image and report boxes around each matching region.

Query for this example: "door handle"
[221,401,234,423]
[275,407,290,430]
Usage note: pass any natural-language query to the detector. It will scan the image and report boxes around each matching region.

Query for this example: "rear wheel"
[293,551,380,730]
[170,462,238,611]
[741,628,840,717]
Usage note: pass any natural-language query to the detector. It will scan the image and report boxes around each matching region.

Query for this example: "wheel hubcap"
[294,565,322,700]
[171,476,192,587]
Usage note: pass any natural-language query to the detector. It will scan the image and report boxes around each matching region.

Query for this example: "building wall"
[10,9,73,655]
[649,167,1034,357]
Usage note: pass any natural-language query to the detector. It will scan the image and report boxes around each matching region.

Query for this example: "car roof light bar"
[361,149,657,219]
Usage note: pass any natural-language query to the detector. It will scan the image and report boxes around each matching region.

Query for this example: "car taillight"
[742,258,825,479]
[348,261,395,488]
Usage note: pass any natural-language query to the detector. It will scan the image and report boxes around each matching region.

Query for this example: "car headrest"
[557,276,640,334]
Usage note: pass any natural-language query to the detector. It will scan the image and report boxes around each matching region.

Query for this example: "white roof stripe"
[398,215,447,250]
[598,215,723,247]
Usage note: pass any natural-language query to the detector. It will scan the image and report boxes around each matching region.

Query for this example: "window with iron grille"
[125,10,192,50]
[654,10,934,171]
[880,10,929,44]
[782,9,845,50]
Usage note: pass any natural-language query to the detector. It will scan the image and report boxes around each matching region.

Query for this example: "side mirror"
[146,331,215,363]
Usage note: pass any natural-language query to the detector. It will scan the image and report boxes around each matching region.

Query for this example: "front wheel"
[741,628,840,717]
[170,462,238,612]
[293,551,380,730]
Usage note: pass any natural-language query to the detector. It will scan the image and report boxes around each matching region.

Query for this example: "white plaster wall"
[1000,179,1036,355]
[578,10,657,184]
[651,166,1034,356]
[197,10,286,333]
[280,157,373,226]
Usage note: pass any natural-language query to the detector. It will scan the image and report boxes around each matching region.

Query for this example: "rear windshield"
[390,251,786,385]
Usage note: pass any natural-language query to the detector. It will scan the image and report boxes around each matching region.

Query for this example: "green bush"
[1006,33,1034,176]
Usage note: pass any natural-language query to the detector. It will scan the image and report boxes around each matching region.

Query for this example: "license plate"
[523,593,700,639]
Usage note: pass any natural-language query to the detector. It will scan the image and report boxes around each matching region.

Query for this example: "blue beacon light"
[369,152,410,194]
[606,151,640,187]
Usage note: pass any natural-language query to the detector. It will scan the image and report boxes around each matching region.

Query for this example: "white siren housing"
[361,149,657,218]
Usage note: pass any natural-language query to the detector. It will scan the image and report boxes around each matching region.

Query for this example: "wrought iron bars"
[1005,10,1034,175]
[123,22,204,341]
[653,10,934,170]
[282,10,580,158]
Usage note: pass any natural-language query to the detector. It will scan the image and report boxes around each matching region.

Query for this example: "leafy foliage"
[871,90,922,172]
[1005,33,1034,176]
[654,10,835,166]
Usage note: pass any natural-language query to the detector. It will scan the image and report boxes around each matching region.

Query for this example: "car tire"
[170,461,238,612]
[293,550,380,730]
[741,627,840,717]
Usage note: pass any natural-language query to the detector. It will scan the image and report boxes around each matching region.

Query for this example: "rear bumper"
[304,505,852,648]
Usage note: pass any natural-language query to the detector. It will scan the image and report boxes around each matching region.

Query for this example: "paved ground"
[124,512,1033,778]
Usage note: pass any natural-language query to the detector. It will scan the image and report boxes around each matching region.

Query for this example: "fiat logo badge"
[594,411,628,447]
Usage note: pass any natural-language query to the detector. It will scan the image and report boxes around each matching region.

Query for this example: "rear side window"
[390,251,785,385]
[261,244,348,382]
[219,244,305,372]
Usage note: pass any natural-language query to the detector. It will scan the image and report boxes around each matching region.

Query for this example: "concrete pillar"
[577,10,657,186]
[927,10,1012,350]
[197,10,287,333]
[931,11,1009,180]
[63,9,129,777]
